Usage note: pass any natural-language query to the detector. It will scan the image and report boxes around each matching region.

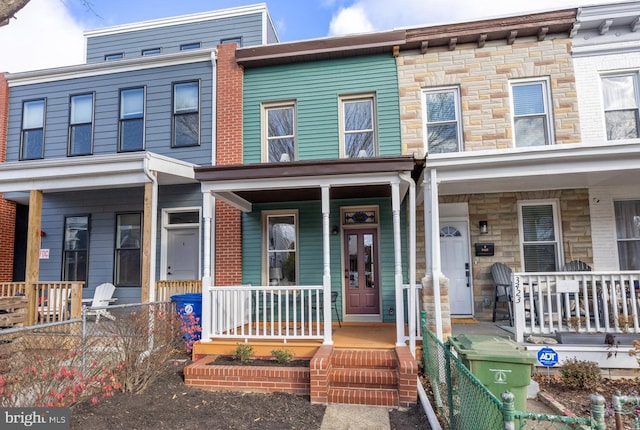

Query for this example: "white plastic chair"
[82,283,117,322]
[37,288,72,322]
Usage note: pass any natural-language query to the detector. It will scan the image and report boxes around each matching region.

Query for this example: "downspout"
[143,156,158,303]
[210,49,218,167]
[400,172,416,355]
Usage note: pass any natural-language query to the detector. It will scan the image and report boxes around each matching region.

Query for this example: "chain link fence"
[0,301,188,407]
[420,311,605,429]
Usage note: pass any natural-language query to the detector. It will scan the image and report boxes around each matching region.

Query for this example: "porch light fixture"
[479,220,488,235]
[331,225,339,235]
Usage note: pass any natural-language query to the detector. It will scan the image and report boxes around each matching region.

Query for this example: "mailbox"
[474,243,494,256]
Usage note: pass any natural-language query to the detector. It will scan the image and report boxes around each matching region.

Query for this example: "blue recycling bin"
[171,293,202,348]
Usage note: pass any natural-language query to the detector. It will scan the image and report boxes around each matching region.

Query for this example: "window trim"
[180,42,201,51]
[68,92,95,156]
[172,80,200,148]
[104,53,124,61]
[510,77,554,147]
[114,212,142,288]
[261,100,297,162]
[613,199,640,270]
[220,37,242,47]
[338,93,377,158]
[263,210,299,286]
[61,214,90,285]
[142,48,161,56]
[517,199,563,272]
[20,98,46,160]
[422,86,463,154]
[601,72,640,141]
[118,86,146,152]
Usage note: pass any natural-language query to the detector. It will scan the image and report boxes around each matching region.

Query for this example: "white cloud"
[328,0,618,36]
[0,0,86,73]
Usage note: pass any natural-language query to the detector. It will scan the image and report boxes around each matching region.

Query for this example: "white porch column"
[201,191,214,340]
[391,180,405,346]
[321,186,333,345]
[400,173,417,354]
[424,168,443,340]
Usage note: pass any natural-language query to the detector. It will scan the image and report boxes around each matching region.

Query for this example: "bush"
[233,344,254,362]
[559,358,602,390]
[271,348,294,364]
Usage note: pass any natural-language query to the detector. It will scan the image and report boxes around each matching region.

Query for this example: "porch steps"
[325,349,401,407]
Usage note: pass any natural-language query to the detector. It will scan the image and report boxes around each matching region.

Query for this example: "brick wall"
[0,73,16,282]
[214,44,243,285]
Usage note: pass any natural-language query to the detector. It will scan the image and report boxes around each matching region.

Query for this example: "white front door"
[166,228,199,280]
[440,221,473,316]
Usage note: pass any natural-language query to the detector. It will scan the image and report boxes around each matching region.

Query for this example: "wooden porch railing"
[202,285,325,342]
[0,282,83,326]
[513,271,640,342]
[155,280,201,302]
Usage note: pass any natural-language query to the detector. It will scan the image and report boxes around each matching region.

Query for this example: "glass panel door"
[344,229,379,314]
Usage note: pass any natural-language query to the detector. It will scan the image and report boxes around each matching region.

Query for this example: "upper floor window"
[142,48,161,56]
[263,102,296,162]
[221,37,242,47]
[511,79,553,147]
[265,212,297,286]
[423,87,462,153]
[518,200,561,272]
[173,81,199,147]
[614,200,640,270]
[105,53,123,61]
[69,93,94,156]
[62,215,90,283]
[180,42,201,51]
[119,88,145,152]
[340,94,376,158]
[20,99,45,160]
[602,74,639,140]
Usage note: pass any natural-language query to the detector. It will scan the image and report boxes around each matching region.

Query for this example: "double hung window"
[20,99,45,160]
[119,88,145,151]
[69,93,94,156]
[62,215,90,283]
[340,95,376,158]
[602,74,640,140]
[263,102,295,162]
[173,82,199,147]
[511,79,553,147]
[115,213,142,287]
[614,200,640,270]
[423,88,462,153]
[519,201,561,272]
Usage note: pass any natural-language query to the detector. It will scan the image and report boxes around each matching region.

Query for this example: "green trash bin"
[449,334,536,411]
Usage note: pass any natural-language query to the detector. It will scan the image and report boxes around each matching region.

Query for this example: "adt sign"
[537,347,558,367]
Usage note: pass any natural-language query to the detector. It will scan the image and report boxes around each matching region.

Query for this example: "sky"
[0,0,622,73]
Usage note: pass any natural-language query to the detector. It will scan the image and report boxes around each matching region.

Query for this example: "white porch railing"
[203,285,325,341]
[513,271,640,342]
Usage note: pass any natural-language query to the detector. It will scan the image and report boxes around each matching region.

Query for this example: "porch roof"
[195,155,423,210]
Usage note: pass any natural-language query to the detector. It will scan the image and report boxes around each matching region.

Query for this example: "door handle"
[465,262,470,287]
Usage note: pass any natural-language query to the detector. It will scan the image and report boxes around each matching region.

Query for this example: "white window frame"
[422,86,463,153]
[339,93,377,158]
[601,72,640,141]
[510,77,554,147]
[517,199,563,272]
[261,100,296,162]
[263,210,298,286]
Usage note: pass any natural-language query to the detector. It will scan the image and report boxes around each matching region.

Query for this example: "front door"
[344,229,380,315]
[166,228,199,280]
[440,221,473,315]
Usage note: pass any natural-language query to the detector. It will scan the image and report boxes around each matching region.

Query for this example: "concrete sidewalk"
[320,404,390,430]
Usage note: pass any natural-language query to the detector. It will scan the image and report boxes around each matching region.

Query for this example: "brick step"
[329,367,398,388]
[327,387,399,407]
[330,349,397,369]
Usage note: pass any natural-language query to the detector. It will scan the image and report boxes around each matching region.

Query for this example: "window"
[142,48,161,56]
[265,212,297,286]
[20,99,45,160]
[62,215,89,283]
[69,94,94,156]
[221,37,242,47]
[511,79,553,147]
[263,102,295,162]
[340,95,376,158]
[173,81,199,147]
[602,74,640,140]
[423,88,462,153]
[115,213,141,287]
[519,201,561,272]
[105,53,123,61]
[180,42,200,51]
[614,200,640,270]
[119,88,145,151]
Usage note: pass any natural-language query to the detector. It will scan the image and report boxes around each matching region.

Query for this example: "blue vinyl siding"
[241,198,407,322]
[243,55,401,163]
[86,13,265,63]
[7,62,212,164]
[38,184,201,304]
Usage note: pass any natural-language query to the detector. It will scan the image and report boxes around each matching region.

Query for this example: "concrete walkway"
[320,405,390,430]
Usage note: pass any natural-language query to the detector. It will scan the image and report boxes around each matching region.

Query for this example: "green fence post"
[501,391,516,430]
[444,341,455,429]
[590,393,606,430]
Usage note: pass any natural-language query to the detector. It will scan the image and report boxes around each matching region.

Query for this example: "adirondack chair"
[82,283,117,322]
[490,262,514,325]
[37,288,72,322]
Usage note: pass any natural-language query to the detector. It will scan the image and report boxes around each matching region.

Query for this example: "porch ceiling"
[427,142,640,195]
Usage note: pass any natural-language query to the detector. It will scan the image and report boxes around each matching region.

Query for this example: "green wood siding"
[241,198,407,322]
[243,55,401,163]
